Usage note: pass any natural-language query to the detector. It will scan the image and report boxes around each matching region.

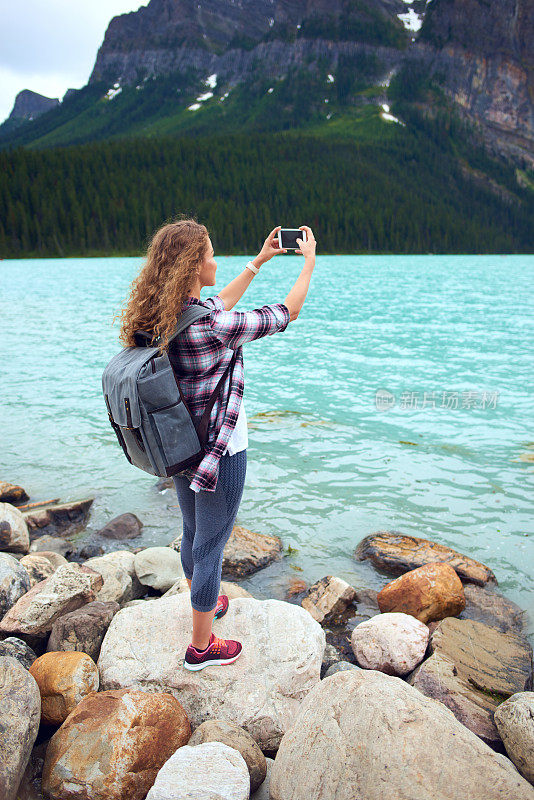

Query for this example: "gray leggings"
[172,449,247,612]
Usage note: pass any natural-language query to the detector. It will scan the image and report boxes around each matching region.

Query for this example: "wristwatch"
[245,260,260,275]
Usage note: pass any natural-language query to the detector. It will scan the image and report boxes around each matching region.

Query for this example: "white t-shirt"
[223,397,248,455]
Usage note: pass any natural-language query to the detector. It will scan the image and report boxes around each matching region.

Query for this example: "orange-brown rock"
[355,531,497,586]
[0,481,29,504]
[377,562,465,624]
[29,651,99,725]
[42,688,191,800]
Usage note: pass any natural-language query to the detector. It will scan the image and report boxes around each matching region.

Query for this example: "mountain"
[1,0,532,168]
[88,0,411,84]
[1,0,532,258]
[1,89,60,136]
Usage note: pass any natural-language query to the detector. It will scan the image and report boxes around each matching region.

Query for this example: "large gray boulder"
[98,594,325,750]
[134,547,183,592]
[269,669,534,800]
[0,551,31,617]
[0,502,30,553]
[0,656,41,800]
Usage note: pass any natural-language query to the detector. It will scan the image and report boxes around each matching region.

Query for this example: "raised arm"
[283,226,316,320]
[208,300,290,349]
[218,226,286,310]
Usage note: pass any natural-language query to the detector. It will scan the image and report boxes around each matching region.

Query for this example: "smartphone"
[278,228,307,250]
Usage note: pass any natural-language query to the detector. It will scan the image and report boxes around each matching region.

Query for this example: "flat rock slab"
[98,595,325,750]
[407,617,533,746]
[355,531,497,586]
[269,668,534,800]
[22,498,94,540]
[459,583,527,633]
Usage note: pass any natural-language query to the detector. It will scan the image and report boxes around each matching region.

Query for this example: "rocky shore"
[0,479,533,800]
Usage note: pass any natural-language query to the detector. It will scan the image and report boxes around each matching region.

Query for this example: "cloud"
[0,0,149,123]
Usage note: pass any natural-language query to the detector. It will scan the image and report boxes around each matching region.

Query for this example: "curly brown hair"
[114,216,210,352]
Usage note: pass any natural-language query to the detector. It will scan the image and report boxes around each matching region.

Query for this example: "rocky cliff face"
[414,0,533,166]
[89,0,411,85]
[8,90,59,122]
[87,0,533,165]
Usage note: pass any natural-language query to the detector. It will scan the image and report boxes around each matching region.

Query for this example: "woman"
[118,216,316,670]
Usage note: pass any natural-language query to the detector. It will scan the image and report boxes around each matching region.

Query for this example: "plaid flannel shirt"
[168,294,291,493]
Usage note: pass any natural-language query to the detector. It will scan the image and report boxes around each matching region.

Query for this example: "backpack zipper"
[124,397,133,428]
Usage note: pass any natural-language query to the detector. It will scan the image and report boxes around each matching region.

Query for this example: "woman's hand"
[295,225,316,259]
[255,225,287,264]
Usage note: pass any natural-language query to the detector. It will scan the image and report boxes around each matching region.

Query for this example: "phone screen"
[280,229,305,249]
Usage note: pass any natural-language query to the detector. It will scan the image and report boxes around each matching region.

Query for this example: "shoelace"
[210,634,225,655]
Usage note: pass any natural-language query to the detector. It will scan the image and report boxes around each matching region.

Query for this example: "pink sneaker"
[184,631,242,671]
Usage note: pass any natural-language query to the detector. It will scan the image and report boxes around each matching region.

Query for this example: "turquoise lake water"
[2,255,533,642]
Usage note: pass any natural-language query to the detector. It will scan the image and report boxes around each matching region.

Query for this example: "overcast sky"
[0,0,149,123]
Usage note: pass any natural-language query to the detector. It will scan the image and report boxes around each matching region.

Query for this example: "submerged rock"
[29,535,73,557]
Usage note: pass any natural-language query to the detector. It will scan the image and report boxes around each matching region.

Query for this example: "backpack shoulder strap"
[135,306,209,348]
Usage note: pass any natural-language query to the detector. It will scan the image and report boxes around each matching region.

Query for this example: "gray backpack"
[102,306,237,477]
